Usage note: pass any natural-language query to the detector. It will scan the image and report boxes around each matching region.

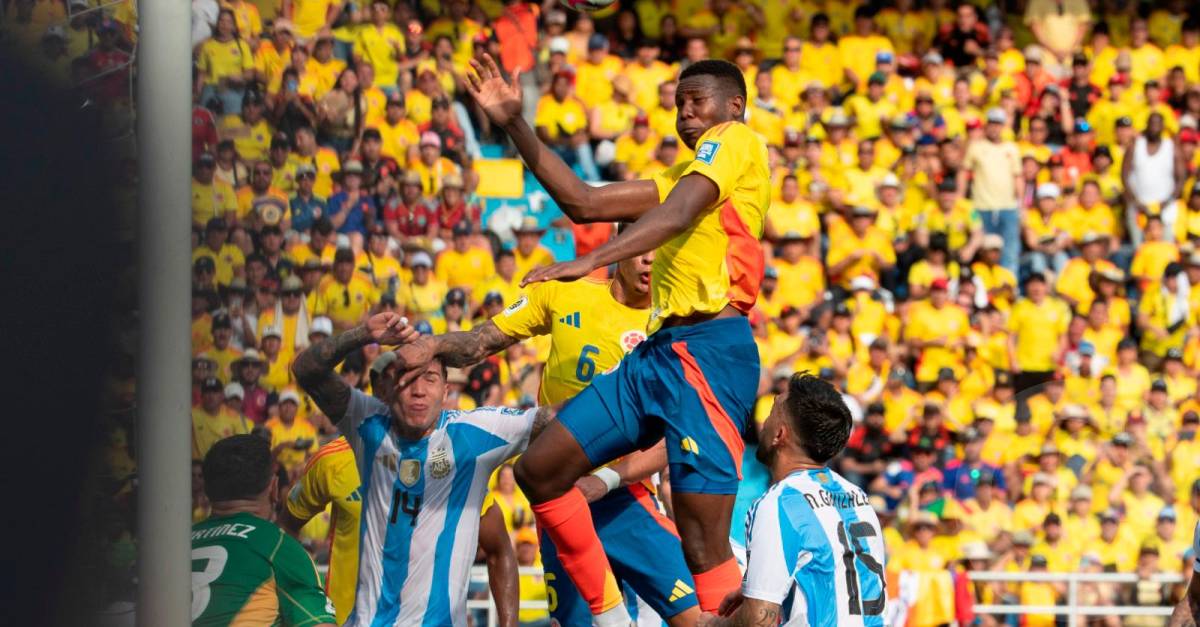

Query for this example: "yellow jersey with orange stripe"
[649,121,770,331]
[286,437,361,625]
[491,277,651,406]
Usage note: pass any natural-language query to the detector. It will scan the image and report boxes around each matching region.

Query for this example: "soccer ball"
[559,0,615,12]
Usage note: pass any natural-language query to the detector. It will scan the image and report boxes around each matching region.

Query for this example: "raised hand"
[365,312,417,345]
[464,53,523,128]
[520,257,595,287]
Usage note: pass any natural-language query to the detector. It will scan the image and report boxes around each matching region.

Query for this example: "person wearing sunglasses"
[312,247,377,333]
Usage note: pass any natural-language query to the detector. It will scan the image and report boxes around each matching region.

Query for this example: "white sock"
[593,602,632,627]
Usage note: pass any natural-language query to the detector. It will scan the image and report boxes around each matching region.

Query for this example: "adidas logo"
[558,311,581,327]
[680,437,700,455]
[668,580,694,602]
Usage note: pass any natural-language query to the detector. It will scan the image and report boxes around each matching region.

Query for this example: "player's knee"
[514,451,575,504]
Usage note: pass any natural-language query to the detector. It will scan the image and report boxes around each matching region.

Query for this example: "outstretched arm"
[292,312,416,420]
[521,173,719,285]
[576,440,668,503]
[464,54,660,223]
[478,504,519,627]
[393,320,520,386]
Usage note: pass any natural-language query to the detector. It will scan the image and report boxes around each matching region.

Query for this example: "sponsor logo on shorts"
[668,579,695,602]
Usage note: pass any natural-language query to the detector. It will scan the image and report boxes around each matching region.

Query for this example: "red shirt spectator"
[193,105,219,162]
[494,0,538,74]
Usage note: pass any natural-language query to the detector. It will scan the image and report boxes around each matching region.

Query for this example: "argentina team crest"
[399,459,421,487]
[429,446,453,479]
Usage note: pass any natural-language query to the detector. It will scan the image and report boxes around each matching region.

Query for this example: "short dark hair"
[203,435,274,502]
[785,373,852,464]
[679,59,747,102]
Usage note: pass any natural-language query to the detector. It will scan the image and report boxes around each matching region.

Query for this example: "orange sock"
[693,558,742,613]
[531,488,623,615]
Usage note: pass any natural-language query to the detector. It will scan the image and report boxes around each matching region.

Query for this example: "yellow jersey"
[191,407,250,461]
[353,23,406,89]
[436,247,496,291]
[286,438,361,626]
[648,122,769,329]
[491,278,651,405]
[265,416,319,472]
[312,276,377,331]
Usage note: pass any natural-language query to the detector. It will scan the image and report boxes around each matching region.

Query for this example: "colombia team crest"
[399,459,421,487]
[429,447,452,479]
[620,330,646,352]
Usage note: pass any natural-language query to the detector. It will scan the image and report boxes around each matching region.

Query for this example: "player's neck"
[772,450,825,483]
[610,277,650,309]
[210,498,272,520]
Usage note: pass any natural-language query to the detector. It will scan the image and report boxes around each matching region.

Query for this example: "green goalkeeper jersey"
[191,511,335,626]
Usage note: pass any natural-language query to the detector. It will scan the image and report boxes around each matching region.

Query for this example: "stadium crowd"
[12,0,1200,622]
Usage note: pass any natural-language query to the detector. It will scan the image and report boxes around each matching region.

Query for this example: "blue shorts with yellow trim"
[558,316,760,495]
[540,483,697,623]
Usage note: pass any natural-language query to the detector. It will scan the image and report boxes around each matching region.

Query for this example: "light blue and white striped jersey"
[742,468,887,626]
[339,390,537,627]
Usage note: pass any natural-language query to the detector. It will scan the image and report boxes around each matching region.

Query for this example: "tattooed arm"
[292,312,416,420]
[395,320,520,372]
[697,596,782,627]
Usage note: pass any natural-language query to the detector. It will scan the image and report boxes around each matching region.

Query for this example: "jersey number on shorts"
[191,545,229,620]
[390,488,422,526]
[834,521,885,616]
[576,345,599,382]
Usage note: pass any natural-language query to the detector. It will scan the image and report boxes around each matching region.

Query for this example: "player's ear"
[728,93,746,121]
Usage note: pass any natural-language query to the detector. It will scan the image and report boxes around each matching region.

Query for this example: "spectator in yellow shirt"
[399,251,446,319]
[436,221,496,295]
[612,114,659,181]
[839,6,895,90]
[511,217,555,281]
[196,9,255,115]
[192,152,239,227]
[312,248,376,332]
[352,1,405,93]
[192,376,250,460]
[906,279,970,386]
[827,205,896,288]
[265,388,319,475]
[1008,273,1072,390]
[533,70,600,181]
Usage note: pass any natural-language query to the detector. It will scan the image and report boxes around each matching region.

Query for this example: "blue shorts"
[541,484,697,623]
[559,316,760,494]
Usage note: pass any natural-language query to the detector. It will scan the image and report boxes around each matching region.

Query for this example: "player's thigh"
[593,486,699,620]
[538,529,593,627]
[512,419,597,501]
[658,338,759,496]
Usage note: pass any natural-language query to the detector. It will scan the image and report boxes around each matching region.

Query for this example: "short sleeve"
[680,122,756,202]
[286,454,333,522]
[272,531,337,626]
[533,96,555,130]
[491,282,554,341]
[339,388,390,446]
[651,162,690,202]
[741,493,794,604]
[454,406,540,461]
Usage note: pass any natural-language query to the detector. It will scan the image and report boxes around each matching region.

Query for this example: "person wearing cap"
[1023,181,1072,277]
[287,160,327,234]
[264,387,319,473]
[508,216,554,281]
[203,312,243,384]
[219,87,272,164]
[845,337,891,407]
[256,322,290,391]
[608,109,658,182]
[839,401,890,487]
[407,130,460,197]
[971,232,1018,309]
[532,68,600,183]
[1062,181,1118,250]
[905,273,970,386]
[312,247,377,332]
[1165,349,1197,408]
[223,380,248,421]
[428,287,474,336]
[960,470,1014,544]
[193,217,246,289]
[1024,0,1091,71]
[235,348,271,423]
[844,71,898,141]
[432,171,481,238]
[324,159,375,245]
[192,376,251,461]
[590,72,640,143]
[371,91,421,163]
[252,19,294,86]
[1112,464,1167,541]
[959,105,1023,276]
[1143,378,1179,447]
[258,273,309,355]
[1055,229,1119,313]
[1012,470,1060,532]
[827,203,895,290]
[399,250,446,317]
[193,149,240,228]
[381,170,435,239]
[889,511,946,576]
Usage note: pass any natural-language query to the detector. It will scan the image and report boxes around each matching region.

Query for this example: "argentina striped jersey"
[742,468,887,626]
[339,390,536,626]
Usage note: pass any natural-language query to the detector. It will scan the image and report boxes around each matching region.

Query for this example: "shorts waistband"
[646,315,753,344]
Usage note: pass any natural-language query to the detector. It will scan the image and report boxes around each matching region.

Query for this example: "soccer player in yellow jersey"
[398,248,700,625]
[461,55,768,624]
